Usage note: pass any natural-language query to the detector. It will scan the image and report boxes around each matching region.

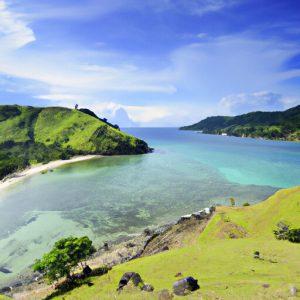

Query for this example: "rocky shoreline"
[1,206,215,298]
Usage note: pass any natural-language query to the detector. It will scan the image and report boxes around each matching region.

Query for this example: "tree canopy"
[33,236,96,283]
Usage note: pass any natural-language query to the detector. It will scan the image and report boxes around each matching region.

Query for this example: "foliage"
[243,202,250,206]
[180,105,300,141]
[274,221,300,243]
[0,105,150,179]
[33,236,96,283]
[229,197,235,206]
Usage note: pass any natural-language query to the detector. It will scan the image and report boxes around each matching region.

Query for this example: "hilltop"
[11,186,300,299]
[0,105,150,180]
[180,105,300,141]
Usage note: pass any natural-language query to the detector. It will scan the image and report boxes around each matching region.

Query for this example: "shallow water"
[0,128,299,285]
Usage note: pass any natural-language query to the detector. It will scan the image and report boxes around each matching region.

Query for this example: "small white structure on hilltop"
[178,206,215,223]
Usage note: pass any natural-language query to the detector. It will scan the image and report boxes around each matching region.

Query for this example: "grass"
[48,186,300,299]
[0,105,150,179]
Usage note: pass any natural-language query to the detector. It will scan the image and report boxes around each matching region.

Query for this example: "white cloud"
[197,32,207,39]
[11,0,240,21]
[219,91,299,115]
[0,0,35,52]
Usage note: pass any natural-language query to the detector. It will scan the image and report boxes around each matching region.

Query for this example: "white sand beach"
[0,155,102,192]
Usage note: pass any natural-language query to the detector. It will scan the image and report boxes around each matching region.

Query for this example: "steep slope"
[45,187,299,299]
[180,105,300,141]
[0,105,150,179]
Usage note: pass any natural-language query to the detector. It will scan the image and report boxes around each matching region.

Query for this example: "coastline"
[0,155,102,192]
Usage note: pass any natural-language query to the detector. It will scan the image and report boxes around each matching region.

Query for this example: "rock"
[103,242,109,251]
[158,289,174,300]
[173,277,200,296]
[11,281,22,288]
[290,285,297,296]
[0,286,11,294]
[253,251,260,259]
[142,284,154,292]
[126,242,136,248]
[262,284,270,288]
[83,265,92,276]
[161,246,169,251]
[175,272,182,277]
[0,266,12,274]
[144,228,152,236]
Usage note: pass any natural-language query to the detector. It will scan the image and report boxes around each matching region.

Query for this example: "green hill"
[27,186,299,299]
[0,105,150,180]
[180,105,300,141]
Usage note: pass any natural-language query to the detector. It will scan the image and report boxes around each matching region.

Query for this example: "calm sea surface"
[0,128,299,284]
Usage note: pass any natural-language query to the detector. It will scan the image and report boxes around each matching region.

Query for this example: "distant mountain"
[0,105,151,179]
[180,105,300,141]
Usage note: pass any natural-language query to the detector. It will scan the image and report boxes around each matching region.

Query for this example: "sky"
[0,0,300,127]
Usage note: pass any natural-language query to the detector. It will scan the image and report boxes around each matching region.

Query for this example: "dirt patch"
[142,216,211,256]
[215,220,248,239]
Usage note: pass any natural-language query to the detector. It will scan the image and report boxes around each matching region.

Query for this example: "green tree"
[229,197,236,207]
[33,236,96,283]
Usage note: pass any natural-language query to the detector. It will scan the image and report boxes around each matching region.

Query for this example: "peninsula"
[180,105,300,141]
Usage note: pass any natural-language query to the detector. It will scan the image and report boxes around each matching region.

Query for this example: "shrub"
[273,221,290,240]
[243,202,250,206]
[274,222,300,243]
[230,197,235,206]
[287,228,300,243]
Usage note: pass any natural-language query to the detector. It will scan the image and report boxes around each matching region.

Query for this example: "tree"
[33,236,96,283]
[229,197,235,207]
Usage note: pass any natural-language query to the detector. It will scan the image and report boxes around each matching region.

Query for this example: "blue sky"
[0,0,300,126]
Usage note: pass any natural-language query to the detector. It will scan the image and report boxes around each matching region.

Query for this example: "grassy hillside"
[0,105,150,180]
[180,105,300,141]
[48,186,300,299]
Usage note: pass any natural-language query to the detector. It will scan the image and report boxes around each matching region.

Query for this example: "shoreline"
[0,155,102,193]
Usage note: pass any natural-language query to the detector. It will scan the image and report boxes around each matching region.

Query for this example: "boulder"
[173,277,199,296]
[0,286,11,294]
[0,266,12,274]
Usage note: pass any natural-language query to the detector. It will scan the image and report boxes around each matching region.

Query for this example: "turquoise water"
[0,128,299,285]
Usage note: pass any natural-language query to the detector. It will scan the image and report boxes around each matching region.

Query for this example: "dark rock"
[262,284,270,288]
[126,242,136,248]
[173,277,200,296]
[0,286,11,293]
[0,266,12,274]
[253,251,260,259]
[144,228,152,236]
[83,265,92,276]
[11,281,22,288]
[103,242,109,251]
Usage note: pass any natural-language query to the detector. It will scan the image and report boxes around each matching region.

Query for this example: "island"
[0,105,151,180]
[180,105,300,141]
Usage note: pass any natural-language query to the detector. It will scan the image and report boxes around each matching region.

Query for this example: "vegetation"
[180,105,300,141]
[33,236,96,283]
[29,186,299,299]
[274,221,300,243]
[0,105,150,180]
[229,197,235,206]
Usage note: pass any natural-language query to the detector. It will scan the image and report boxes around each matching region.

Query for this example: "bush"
[287,228,300,243]
[243,202,250,206]
[274,222,300,243]
[229,197,235,206]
